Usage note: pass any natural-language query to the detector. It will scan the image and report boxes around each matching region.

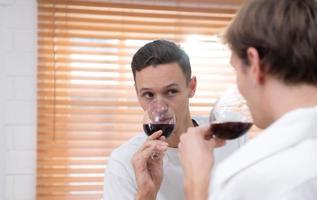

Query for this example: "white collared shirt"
[210,106,317,200]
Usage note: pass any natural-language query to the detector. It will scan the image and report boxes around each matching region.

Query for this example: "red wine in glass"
[210,122,252,140]
[209,86,253,140]
[143,124,175,138]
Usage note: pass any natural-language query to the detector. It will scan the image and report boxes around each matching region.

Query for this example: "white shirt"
[210,106,317,200]
[103,118,246,200]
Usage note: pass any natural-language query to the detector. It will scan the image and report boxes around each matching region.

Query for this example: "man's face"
[230,52,267,128]
[134,62,195,132]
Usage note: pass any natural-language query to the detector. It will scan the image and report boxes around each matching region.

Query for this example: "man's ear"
[188,76,197,98]
[246,47,265,85]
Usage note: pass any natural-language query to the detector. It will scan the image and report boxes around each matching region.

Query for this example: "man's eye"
[167,89,178,96]
[143,92,154,98]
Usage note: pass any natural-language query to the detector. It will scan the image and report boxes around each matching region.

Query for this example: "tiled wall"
[0,0,37,199]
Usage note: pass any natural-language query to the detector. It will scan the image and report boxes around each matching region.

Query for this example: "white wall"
[0,0,37,199]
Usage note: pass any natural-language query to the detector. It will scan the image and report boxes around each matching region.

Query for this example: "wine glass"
[208,85,253,140]
[143,100,176,138]
[143,100,176,159]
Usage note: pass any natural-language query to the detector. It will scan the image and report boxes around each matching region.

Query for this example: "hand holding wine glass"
[132,100,175,200]
[132,130,168,200]
[178,86,252,200]
[208,85,253,140]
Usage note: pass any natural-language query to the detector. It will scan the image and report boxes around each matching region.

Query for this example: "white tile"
[0,27,5,53]
[5,150,36,174]
[4,77,14,100]
[5,52,36,76]
[0,81,5,138]
[0,100,3,126]
[13,175,36,199]
[0,27,13,53]
[13,126,36,150]
[5,101,36,125]
[0,6,9,26]
[14,0,37,6]
[0,0,11,6]
[0,181,3,200]
[13,29,36,52]
[0,126,5,200]
[5,126,14,150]
[7,4,36,29]
[15,0,37,5]
[5,125,36,151]
[4,176,14,200]
[3,76,37,100]
[0,54,4,74]
[13,76,36,100]
[0,76,4,107]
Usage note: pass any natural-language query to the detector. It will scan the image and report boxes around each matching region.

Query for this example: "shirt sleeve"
[103,158,137,200]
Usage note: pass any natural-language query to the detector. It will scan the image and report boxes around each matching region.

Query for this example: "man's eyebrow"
[139,83,179,93]
[164,83,179,88]
[139,88,151,93]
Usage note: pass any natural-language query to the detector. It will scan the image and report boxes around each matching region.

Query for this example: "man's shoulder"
[110,133,147,161]
[104,134,146,195]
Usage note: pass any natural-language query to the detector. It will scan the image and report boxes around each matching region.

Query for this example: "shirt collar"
[192,119,199,127]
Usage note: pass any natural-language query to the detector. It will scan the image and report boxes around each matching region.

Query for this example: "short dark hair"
[131,40,192,83]
[225,0,317,85]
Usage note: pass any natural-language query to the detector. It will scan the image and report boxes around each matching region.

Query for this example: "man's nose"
[153,97,168,112]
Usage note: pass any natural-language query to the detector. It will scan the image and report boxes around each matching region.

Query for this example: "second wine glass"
[208,86,253,140]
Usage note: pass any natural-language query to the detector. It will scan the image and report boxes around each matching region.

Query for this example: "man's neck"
[266,80,317,123]
[166,115,195,148]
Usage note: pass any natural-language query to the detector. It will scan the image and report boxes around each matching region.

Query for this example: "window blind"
[37,0,238,199]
